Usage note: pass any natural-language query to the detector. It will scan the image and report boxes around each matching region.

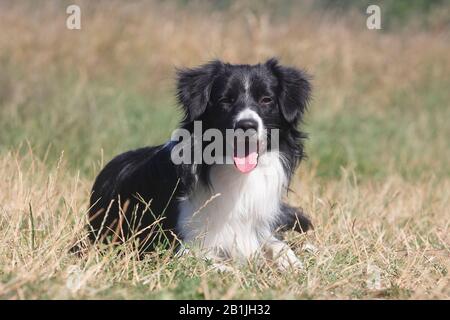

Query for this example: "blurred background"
[1,0,449,181]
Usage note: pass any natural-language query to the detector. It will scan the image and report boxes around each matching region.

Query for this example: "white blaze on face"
[244,75,250,95]
[231,76,266,173]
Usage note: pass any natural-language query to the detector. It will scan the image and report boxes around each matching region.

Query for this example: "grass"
[0,0,449,299]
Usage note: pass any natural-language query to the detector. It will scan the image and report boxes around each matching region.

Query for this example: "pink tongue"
[233,152,258,173]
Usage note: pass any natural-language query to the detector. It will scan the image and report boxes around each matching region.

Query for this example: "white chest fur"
[177,152,288,260]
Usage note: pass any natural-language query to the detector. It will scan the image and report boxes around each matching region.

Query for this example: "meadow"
[0,0,449,299]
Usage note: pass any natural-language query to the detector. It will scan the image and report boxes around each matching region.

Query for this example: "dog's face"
[177,58,311,173]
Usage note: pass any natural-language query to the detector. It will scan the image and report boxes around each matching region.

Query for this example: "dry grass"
[0,148,448,299]
[0,0,449,299]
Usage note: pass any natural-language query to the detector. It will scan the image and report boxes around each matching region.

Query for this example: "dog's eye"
[219,97,234,104]
[259,96,273,105]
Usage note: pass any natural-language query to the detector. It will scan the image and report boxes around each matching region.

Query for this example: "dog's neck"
[177,151,288,259]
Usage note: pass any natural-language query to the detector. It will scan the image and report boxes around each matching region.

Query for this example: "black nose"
[235,119,258,132]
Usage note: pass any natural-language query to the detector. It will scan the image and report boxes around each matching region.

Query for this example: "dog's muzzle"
[233,119,260,174]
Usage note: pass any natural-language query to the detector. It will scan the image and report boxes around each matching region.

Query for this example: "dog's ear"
[266,58,312,123]
[176,60,224,122]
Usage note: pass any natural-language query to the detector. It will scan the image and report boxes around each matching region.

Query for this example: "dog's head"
[176,58,311,173]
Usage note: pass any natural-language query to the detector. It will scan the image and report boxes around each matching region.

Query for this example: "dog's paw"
[210,262,238,273]
[275,248,304,272]
[264,239,304,272]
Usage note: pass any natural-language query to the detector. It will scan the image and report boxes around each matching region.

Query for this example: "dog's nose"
[235,119,258,132]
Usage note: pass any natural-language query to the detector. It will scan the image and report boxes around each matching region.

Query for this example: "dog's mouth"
[232,136,260,174]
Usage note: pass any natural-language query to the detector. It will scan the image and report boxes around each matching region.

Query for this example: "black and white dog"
[88,58,313,269]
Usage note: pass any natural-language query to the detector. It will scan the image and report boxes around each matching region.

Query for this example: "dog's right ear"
[176,60,224,123]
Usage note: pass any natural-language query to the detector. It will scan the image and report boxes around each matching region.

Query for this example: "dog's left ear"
[176,60,224,123]
[266,58,312,123]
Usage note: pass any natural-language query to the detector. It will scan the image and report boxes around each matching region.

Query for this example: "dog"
[88,58,313,270]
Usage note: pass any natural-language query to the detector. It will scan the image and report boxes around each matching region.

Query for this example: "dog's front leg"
[263,237,304,271]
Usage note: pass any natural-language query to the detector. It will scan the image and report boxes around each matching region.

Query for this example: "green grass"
[307,79,450,180]
[0,76,181,176]
[2,73,449,180]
